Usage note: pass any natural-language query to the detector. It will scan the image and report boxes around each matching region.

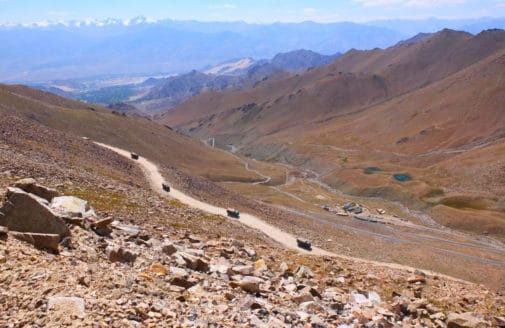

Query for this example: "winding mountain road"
[95,142,330,256]
[95,141,499,283]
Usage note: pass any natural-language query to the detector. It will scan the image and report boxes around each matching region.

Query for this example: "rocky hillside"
[0,84,261,183]
[270,49,341,73]
[1,115,504,327]
[159,29,505,240]
[130,48,339,113]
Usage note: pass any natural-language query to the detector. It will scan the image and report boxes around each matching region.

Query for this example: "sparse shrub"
[423,188,444,198]
[440,196,487,210]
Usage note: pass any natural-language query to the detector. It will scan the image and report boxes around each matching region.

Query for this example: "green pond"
[364,167,381,174]
[393,173,412,182]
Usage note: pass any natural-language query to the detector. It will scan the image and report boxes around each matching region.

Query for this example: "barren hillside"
[159,29,505,240]
[0,84,261,183]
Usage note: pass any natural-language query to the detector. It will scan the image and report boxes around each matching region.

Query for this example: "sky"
[0,0,504,24]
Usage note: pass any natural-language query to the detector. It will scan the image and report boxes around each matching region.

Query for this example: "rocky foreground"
[0,178,504,327]
[0,116,503,327]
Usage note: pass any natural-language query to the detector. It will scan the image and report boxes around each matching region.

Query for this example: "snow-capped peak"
[0,16,158,28]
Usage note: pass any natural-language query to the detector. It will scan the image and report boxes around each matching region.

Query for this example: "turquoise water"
[364,167,381,174]
[393,173,412,182]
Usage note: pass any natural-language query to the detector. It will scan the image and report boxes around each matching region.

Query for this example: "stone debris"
[407,270,427,284]
[179,251,210,272]
[14,177,60,202]
[0,178,502,327]
[90,217,114,228]
[447,312,490,328]
[232,276,264,293]
[105,245,138,263]
[295,265,314,279]
[47,296,85,319]
[110,222,140,238]
[0,225,7,240]
[11,231,60,252]
[148,263,169,276]
[162,241,178,255]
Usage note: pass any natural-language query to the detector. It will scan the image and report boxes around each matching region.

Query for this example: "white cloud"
[353,0,469,7]
[208,4,237,10]
[494,0,505,7]
[303,7,318,14]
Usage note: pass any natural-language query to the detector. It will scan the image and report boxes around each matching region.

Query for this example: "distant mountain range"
[1,17,503,82]
[33,48,341,113]
[130,49,341,112]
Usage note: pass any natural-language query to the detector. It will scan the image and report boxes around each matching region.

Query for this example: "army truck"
[226,208,240,218]
[296,238,312,251]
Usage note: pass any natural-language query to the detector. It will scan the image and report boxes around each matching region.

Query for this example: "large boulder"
[0,187,70,238]
[14,178,60,202]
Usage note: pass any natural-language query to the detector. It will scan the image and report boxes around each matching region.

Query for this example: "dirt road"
[95,142,485,282]
[95,142,329,256]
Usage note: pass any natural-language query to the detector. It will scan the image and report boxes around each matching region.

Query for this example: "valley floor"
[99,141,505,291]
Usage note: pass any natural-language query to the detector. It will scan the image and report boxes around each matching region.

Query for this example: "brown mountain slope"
[295,48,505,237]
[303,47,505,154]
[0,84,260,183]
[159,30,505,239]
[161,29,505,135]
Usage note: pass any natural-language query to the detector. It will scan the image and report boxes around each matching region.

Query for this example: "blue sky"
[0,0,504,24]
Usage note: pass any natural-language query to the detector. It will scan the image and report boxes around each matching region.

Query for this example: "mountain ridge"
[159,28,505,241]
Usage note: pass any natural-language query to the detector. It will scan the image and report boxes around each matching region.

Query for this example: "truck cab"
[226,208,240,218]
[296,238,312,251]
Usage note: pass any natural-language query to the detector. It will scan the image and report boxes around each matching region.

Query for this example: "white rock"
[237,276,264,293]
[297,311,310,321]
[368,291,381,306]
[47,296,85,318]
[232,265,254,275]
[295,265,314,279]
[350,291,368,304]
[50,196,89,217]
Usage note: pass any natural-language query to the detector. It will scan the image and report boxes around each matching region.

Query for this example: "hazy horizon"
[1,0,504,25]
